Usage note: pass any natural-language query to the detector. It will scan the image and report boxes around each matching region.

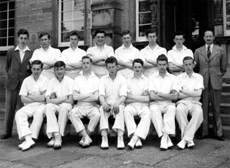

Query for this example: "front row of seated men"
[15,54,204,151]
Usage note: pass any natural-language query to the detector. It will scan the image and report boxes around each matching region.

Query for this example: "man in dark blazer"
[194,30,227,141]
[1,29,32,139]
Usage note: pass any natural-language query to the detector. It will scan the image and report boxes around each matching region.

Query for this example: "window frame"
[223,0,230,36]
[0,0,15,51]
[58,0,85,47]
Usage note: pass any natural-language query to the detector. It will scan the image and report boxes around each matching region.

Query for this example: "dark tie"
[207,45,211,58]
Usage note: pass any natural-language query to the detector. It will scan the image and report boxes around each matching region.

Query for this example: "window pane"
[63,1,72,11]
[9,1,15,10]
[73,20,84,30]
[8,28,14,36]
[62,11,73,21]
[0,20,7,29]
[0,3,7,11]
[0,11,7,20]
[61,21,72,32]
[0,30,7,38]
[9,19,14,27]
[139,13,151,24]
[8,37,14,45]
[61,32,69,42]
[73,10,84,20]
[139,0,150,12]
[139,25,151,37]
[9,10,15,19]
[0,38,7,46]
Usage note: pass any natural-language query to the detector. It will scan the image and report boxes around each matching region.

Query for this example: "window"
[223,0,230,35]
[136,0,153,41]
[58,0,85,47]
[0,0,15,51]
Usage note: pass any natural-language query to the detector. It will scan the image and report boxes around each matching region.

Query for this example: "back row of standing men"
[2,28,227,151]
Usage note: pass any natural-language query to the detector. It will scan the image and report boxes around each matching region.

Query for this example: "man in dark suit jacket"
[1,29,32,139]
[194,30,227,141]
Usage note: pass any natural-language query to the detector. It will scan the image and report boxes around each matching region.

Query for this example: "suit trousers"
[124,104,150,139]
[202,83,223,136]
[100,105,125,133]
[150,103,176,137]
[45,103,72,138]
[4,88,23,135]
[15,104,45,140]
[68,104,100,133]
[176,102,203,142]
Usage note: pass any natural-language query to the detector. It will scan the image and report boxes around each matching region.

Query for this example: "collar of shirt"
[79,71,97,78]
[14,45,30,52]
[182,72,196,78]
[131,74,146,80]
[155,71,171,78]
[205,44,214,52]
[95,43,106,50]
[122,44,133,50]
[69,45,79,51]
[40,45,51,52]
[172,45,187,52]
[146,44,160,51]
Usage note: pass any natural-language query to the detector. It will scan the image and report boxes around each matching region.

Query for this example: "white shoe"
[177,139,186,149]
[117,136,125,149]
[82,136,92,147]
[22,140,35,151]
[79,137,84,146]
[47,138,55,147]
[127,136,138,149]
[187,140,195,148]
[101,136,109,149]
[54,135,62,150]
[160,135,168,150]
[135,138,142,148]
[167,136,173,148]
[18,141,26,149]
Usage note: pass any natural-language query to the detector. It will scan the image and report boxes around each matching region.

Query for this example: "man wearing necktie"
[194,30,227,141]
[1,29,32,139]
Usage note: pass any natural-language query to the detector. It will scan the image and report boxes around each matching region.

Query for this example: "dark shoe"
[215,135,225,141]
[196,135,208,140]
[1,134,11,139]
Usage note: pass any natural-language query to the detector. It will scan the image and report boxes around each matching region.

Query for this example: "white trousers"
[100,105,125,133]
[124,103,150,139]
[45,103,72,138]
[15,104,45,140]
[176,102,203,142]
[150,103,176,137]
[68,104,100,133]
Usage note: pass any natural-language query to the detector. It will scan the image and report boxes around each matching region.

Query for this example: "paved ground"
[0,110,230,168]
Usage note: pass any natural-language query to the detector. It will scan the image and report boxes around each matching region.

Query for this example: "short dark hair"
[94,30,106,37]
[39,32,51,39]
[145,29,157,37]
[31,60,43,69]
[174,31,185,38]
[54,61,66,68]
[157,54,168,63]
[17,28,29,37]
[69,30,80,38]
[121,30,132,37]
[133,58,144,67]
[105,56,118,66]
[183,56,195,64]
[82,55,92,63]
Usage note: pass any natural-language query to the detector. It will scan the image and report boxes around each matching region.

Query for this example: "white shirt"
[87,44,114,76]
[149,72,178,104]
[167,45,193,66]
[19,74,49,106]
[127,74,149,106]
[140,45,167,76]
[46,76,73,98]
[99,74,127,105]
[30,46,61,69]
[115,44,139,63]
[14,46,30,62]
[205,44,214,53]
[177,72,204,104]
[61,46,86,66]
